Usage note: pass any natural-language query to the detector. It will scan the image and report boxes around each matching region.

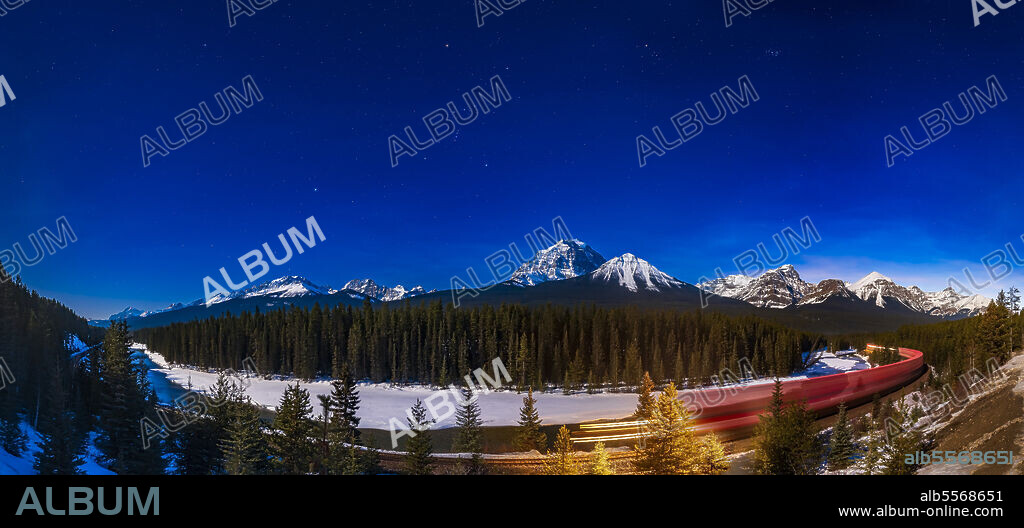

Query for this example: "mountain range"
[90,239,992,334]
[697,265,990,318]
[89,276,429,328]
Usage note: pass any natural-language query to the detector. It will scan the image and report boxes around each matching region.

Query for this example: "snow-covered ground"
[798,349,870,379]
[0,334,113,475]
[139,344,872,431]
[0,422,113,475]
[141,345,640,430]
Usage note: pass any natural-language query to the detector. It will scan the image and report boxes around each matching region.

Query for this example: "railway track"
[374,347,927,474]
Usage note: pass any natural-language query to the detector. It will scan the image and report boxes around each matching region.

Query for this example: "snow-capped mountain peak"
[203,276,336,306]
[90,276,344,326]
[343,278,428,302]
[589,253,684,292]
[796,279,856,306]
[108,306,144,320]
[700,266,990,318]
[240,276,335,298]
[139,303,184,318]
[508,239,606,286]
[698,264,814,308]
[847,271,895,293]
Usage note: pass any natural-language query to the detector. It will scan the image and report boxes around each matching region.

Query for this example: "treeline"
[750,382,926,475]
[852,294,1023,386]
[0,270,186,474]
[0,272,104,473]
[136,301,824,387]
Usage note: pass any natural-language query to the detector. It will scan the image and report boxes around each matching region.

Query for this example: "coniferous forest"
[3,267,1023,476]
[0,271,174,474]
[135,300,825,388]
[853,298,1024,387]
[0,272,100,473]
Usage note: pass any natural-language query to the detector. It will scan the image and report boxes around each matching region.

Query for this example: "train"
[574,346,926,444]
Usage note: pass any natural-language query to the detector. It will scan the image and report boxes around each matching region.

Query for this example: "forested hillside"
[0,271,103,471]
[852,297,1022,386]
[135,300,825,388]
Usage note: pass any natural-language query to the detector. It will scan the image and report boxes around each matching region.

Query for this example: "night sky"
[2,0,1022,319]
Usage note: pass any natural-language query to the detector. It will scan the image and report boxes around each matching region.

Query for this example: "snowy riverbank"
[138,344,870,430]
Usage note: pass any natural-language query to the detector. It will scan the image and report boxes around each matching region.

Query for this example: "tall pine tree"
[513,388,546,453]
[403,399,434,475]
[270,382,315,474]
[452,385,484,474]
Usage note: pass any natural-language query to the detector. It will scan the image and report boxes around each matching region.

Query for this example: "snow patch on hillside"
[0,422,114,475]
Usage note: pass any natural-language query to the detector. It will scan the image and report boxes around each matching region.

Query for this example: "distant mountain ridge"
[90,276,429,328]
[91,239,990,334]
[343,278,431,302]
[698,265,990,319]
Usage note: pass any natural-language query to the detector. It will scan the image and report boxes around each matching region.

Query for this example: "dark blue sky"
[2,0,1023,319]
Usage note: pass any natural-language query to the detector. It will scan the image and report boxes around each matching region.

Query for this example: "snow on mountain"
[589,253,685,293]
[796,279,857,306]
[507,239,606,286]
[700,266,990,318]
[205,275,337,305]
[139,302,185,318]
[91,276,340,325]
[88,306,145,327]
[920,288,991,318]
[847,272,990,317]
[698,273,754,300]
[109,306,145,320]
[700,264,813,308]
[847,271,894,294]
[343,278,428,302]
[847,272,911,309]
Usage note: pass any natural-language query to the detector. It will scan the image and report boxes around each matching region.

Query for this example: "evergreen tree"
[635,371,656,422]
[546,425,581,475]
[0,276,27,458]
[879,402,924,475]
[95,321,166,475]
[315,395,331,474]
[751,380,822,475]
[207,373,246,428]
[978,300,1011,363]
[673,347,684,386]
[624,337,642,388]
[569,352,585,391]
[827,402,856,471]
[870,393,882,425]
[269,382,315,474]
[202,373,249,474]
[632,382,700,474]
[327,362,365,474]
[33,362,85,475]
[403,399,434,475]
[221,398,269,475]
[452,386,484,475]
[0,394,27,457]
[694,433,729,475]
[861,427,886,475]
[513,388,546,453]
[168,413,221,475]
[650,345,664,383]
[587,442,613,475]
